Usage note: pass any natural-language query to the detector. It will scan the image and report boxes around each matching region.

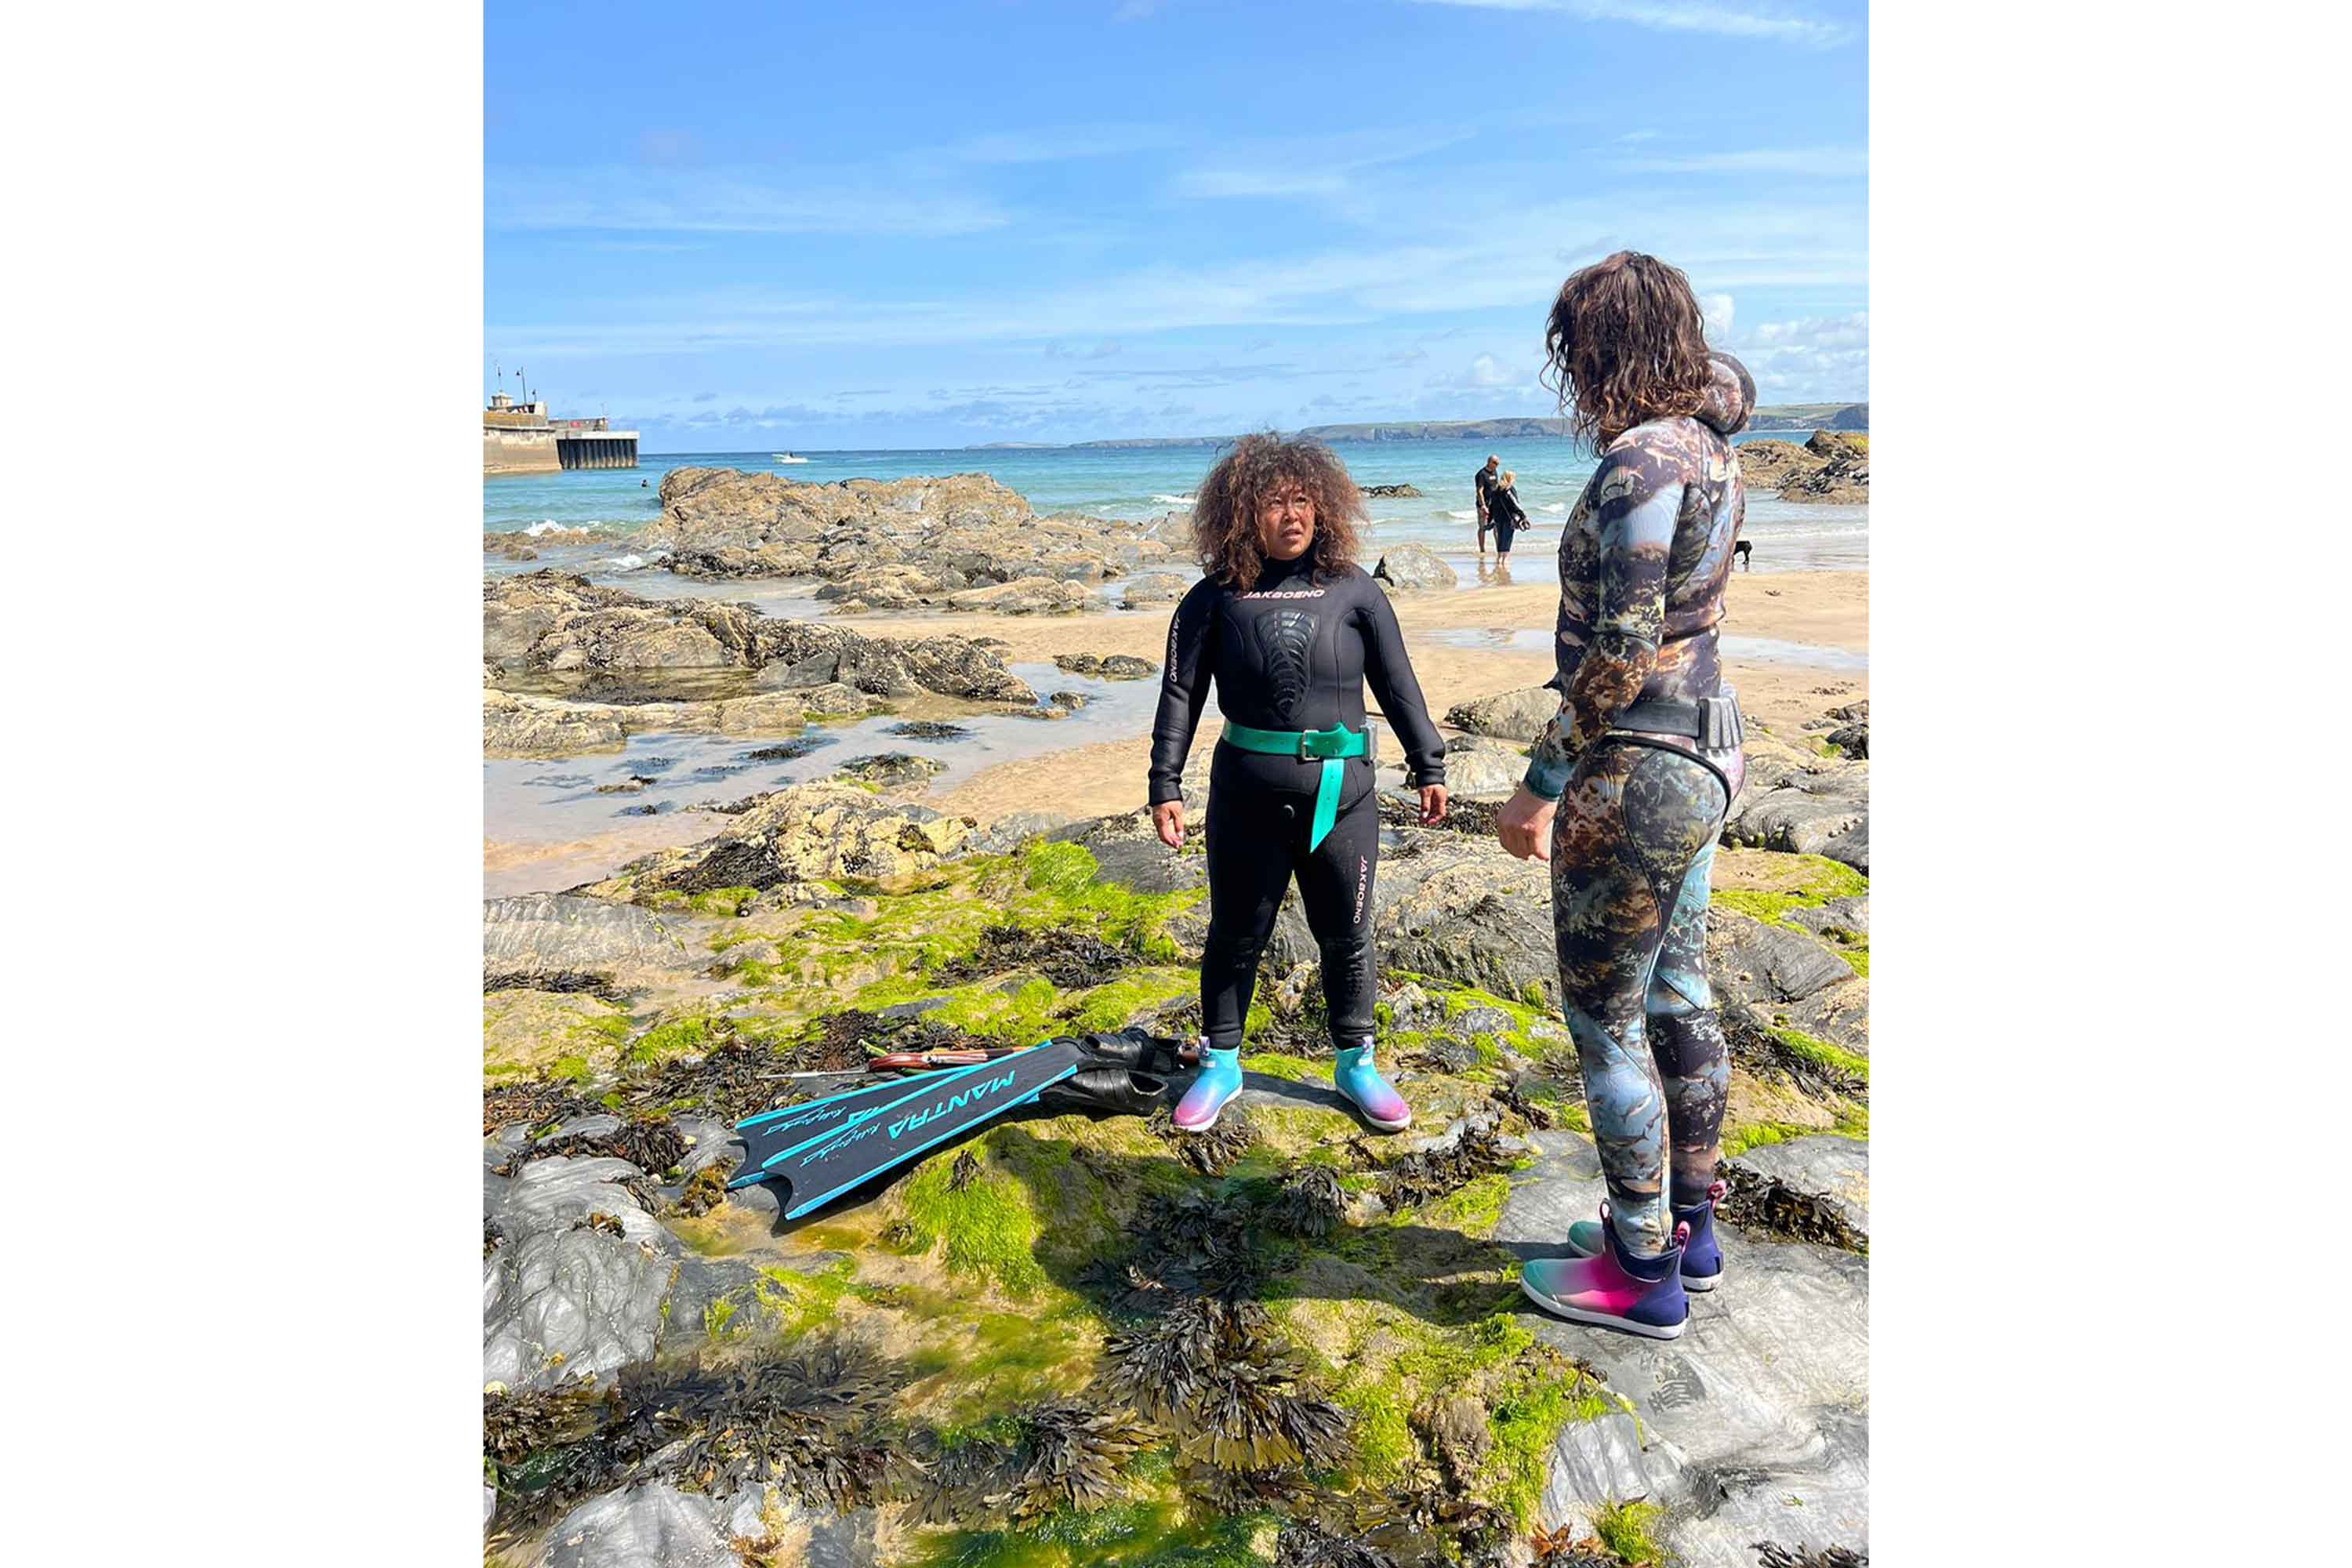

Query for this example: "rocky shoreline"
[483,662,1871,1563]
[644,468,1191,614]
[1736,431,1869,505]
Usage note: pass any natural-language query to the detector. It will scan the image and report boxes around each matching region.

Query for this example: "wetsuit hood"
[1696,353,1755,437]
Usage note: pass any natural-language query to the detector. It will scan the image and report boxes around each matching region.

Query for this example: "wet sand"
[934,569,1867,822]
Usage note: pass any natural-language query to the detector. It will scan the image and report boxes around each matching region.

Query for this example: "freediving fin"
[757,1034,1088,1218]
[728,1054,1014,1189]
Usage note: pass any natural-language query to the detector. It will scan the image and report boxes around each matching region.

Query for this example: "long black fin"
[762,1037,1088,1219]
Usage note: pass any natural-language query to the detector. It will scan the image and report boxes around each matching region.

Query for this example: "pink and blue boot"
[1520,1210,1691,1339]
[1566,1179,1726,1292]
[1333,1041,1411,1132]
[1173,1044,1243,1131]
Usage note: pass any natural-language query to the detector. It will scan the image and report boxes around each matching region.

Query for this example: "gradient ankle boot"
[1566,1178,1726,1292]
[1173,1044,1242,1131]
[1520,1210,1691,1339]
[1333,1040,1411,1132]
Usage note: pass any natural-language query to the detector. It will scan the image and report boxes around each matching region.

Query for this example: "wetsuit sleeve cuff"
[1147,782,1181,807]
[1521,754,1571,801]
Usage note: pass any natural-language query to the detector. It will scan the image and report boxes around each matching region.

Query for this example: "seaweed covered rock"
[1722,1134,1869,1249]
[1733,430,1869,504]
[483,572,1038,704]
[1444,684,1559,743]
[833,752,949,789]
[580,782,974,898]
[1723,730,1869,874]
[648,467,1170,610]
[1053,652,1160,680]
[482,689,630,757]
[1371,543,1457,593]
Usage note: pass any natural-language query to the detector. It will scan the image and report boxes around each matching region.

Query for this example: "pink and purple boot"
[1566,1179,1726,1292]
[1520,1209,1691,1339]
[1333,1041,1411,1132]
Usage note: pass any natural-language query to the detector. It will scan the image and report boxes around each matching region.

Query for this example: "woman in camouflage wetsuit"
[1497,252,1754,1339]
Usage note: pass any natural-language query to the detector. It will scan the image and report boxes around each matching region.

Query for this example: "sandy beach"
[932,568,1867,822]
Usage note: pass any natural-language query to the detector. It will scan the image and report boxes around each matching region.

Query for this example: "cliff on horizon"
[988,403,1866,450]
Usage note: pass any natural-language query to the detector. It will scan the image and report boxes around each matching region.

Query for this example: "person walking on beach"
[1489,468,1537,558]
[1149,435,1449,1135]
[1497,251,1754,1339]
[1475,454,1503,554]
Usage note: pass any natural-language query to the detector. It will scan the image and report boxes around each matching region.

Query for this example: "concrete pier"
[554,425,640,470]
[485,394,637,475]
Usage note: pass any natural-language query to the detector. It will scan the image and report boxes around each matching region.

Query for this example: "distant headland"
[969,402,1867,450]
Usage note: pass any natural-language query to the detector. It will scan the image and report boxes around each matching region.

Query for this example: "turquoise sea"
[482,433,1867,586]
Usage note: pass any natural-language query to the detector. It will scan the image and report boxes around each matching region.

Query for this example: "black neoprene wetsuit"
[1149,556,1446,1050]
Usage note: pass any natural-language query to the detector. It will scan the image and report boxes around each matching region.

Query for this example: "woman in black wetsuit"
[1148,435,1449,1134]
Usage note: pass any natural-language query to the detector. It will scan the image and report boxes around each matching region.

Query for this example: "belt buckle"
[1299,725,1341,760]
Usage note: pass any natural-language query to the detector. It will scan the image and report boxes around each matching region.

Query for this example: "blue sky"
[485,0,1867,451]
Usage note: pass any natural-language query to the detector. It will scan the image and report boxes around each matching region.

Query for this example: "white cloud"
[1406,0,1849,47]
[1736,311,1868,350]
[1466,354,1514,387]
[486,166,1010,238]
[1723,311,1869,401]
[495,197,1864,359]
[1615,146,1866,177]
[1700,292,1734,339]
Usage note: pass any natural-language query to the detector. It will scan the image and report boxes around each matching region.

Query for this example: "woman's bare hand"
[1495,786,1555,862]
[1153,800,1186,849]
[1419,784,1449,826]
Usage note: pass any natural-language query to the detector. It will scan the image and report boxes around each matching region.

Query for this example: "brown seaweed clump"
[654,1338,909,1509]
[1528,1523,1619,1566]
[1753,1545,1867,1568]
[1148,1102,1261,1175]
[509,1115,690,1178]
[927,924,1138,989]
[1717,1166,1867,1254]
[481,1080,599,1137]
[1375,1116,1523,1210]
[1723,1010,1867,1105]
[1262,1164,1346,1240]
[1273,1520,1399,1568]
[1105,1297,1351,1487]
[669,1163,731,1218]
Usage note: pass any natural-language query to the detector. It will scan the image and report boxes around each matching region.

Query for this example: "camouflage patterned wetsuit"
[1522,354,1756,1257]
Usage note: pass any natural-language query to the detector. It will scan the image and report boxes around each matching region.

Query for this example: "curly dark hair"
[1541,250,1713,447]
[1189,434,1364,593]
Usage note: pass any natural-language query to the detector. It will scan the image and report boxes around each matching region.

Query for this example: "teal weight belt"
[1219,720,1371,851]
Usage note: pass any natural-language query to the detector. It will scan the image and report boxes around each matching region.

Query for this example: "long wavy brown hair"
[1189,434,1364,592]
[1542,250,1712,446]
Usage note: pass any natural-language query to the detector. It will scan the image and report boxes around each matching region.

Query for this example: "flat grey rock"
[483,894,688,982]
[483,1221,676,1394]
[546,1483,737,1568]
[1498,1131,1869,1566]
[674,1116,736,1178]
[1709,911,1855,1004]
[484,1156,680,1393]
[1787,895,1868,941]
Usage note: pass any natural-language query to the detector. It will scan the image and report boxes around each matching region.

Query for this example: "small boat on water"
[773,452,808,464]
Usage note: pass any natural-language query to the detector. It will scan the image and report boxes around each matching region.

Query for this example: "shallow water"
[484,434,1867,583]
[481,662,1162,865]
[1431,626,1867,671]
